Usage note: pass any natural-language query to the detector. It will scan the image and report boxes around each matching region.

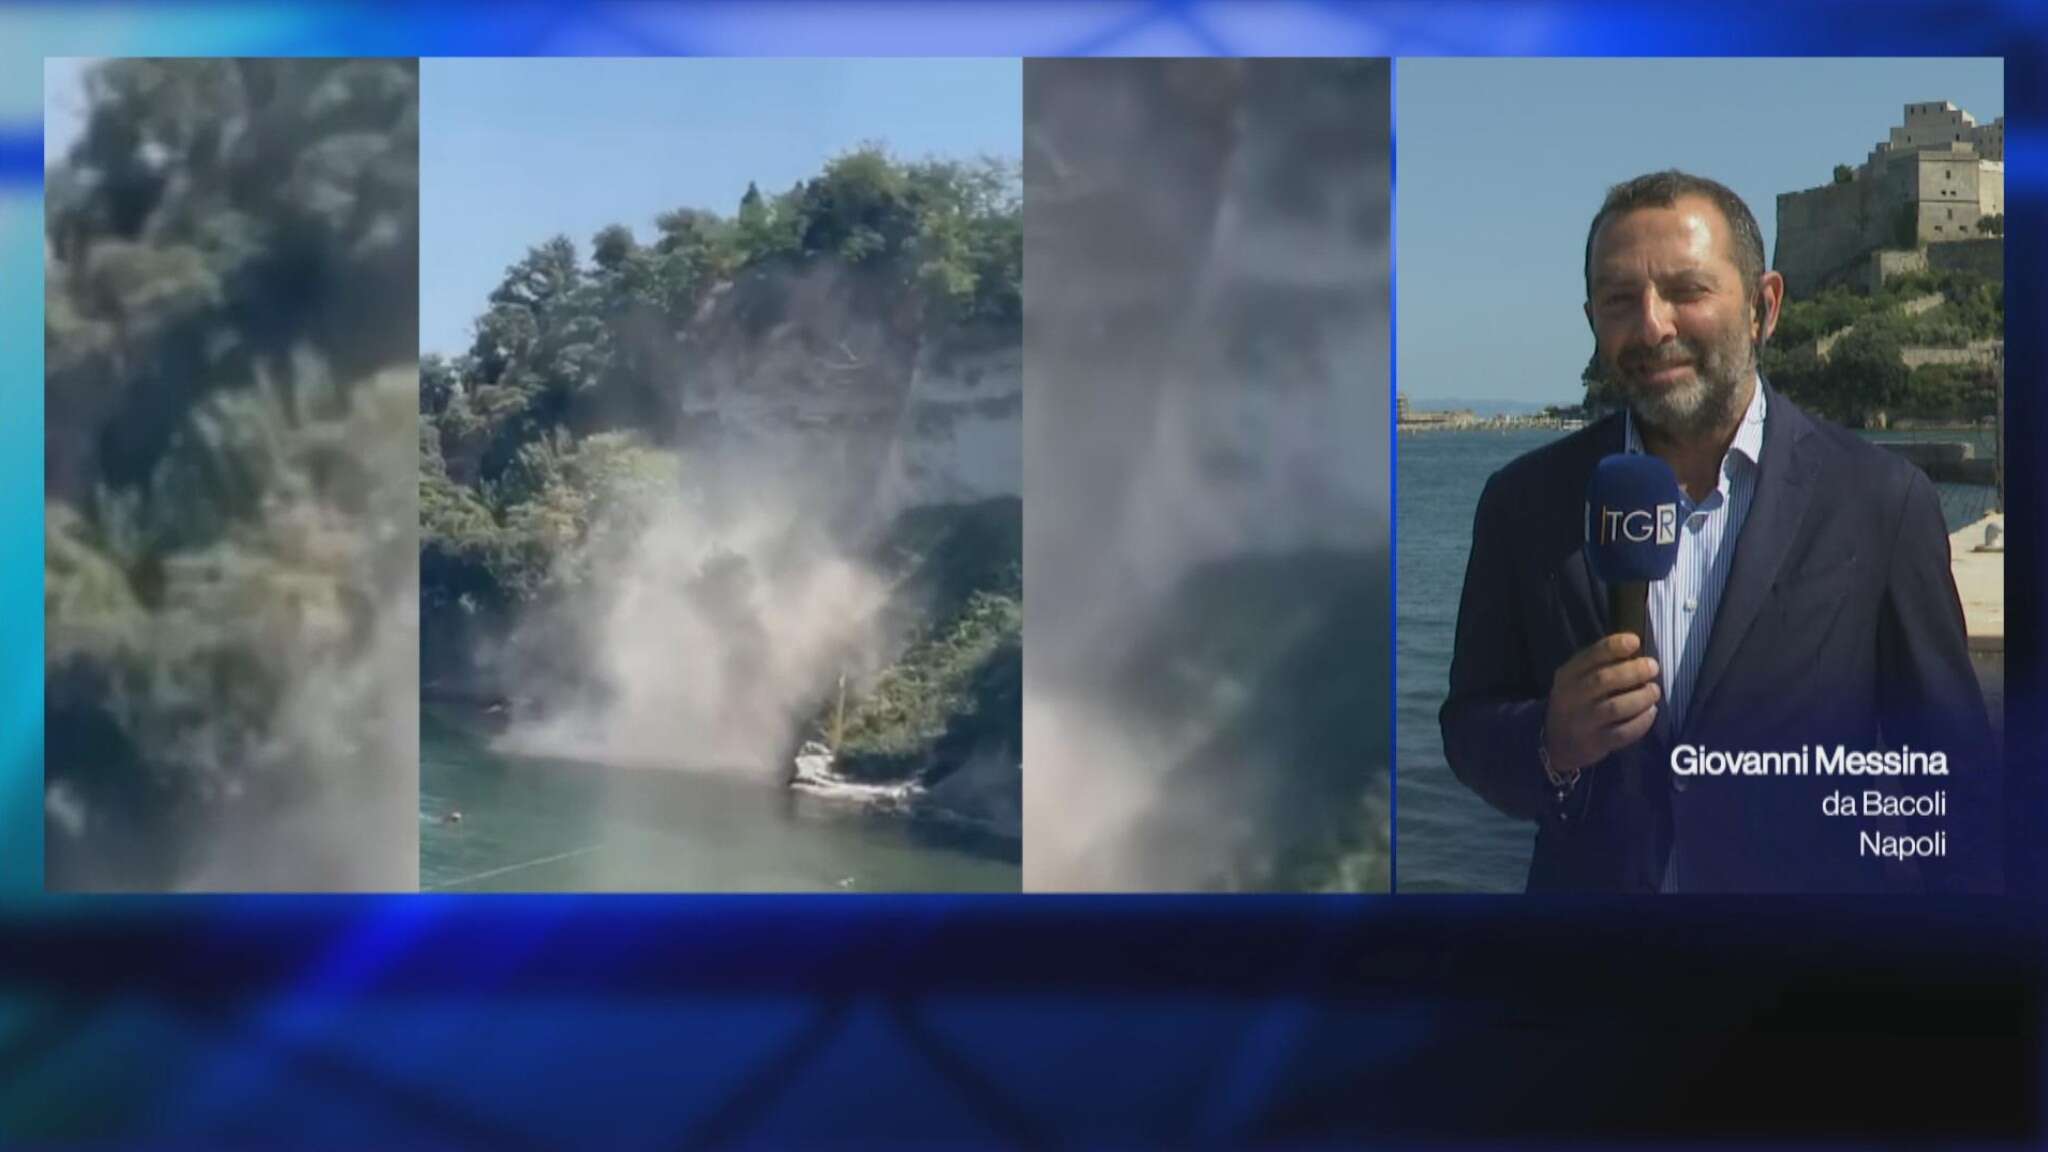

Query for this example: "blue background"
[5,2,2044,1144]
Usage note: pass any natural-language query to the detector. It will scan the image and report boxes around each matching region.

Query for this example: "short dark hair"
[1583,170,1766,300]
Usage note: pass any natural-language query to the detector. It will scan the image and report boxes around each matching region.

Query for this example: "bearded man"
[1438,170,1997,892]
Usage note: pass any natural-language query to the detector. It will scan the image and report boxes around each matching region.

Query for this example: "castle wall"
[1979,164,2004,217]
[1891,101,1976,151]
[1865,248,1927,293]
[1778,103,2003,298]
[1917,200,1980,245]
[1913,152,1983,243]
[1864,238,2003,292]
[1901,340,2002,369]
[1928,237,2004,282]
[1970,118,2005,162]
[1776,175,1896,298]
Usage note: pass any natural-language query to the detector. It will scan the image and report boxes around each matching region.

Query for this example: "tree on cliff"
[419,144,1022,653]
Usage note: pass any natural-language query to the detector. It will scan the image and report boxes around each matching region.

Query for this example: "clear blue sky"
[1397,58,2003,408]
[423,58,1020,357]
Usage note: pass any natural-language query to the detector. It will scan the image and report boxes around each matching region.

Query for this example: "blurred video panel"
[1023,58,1392,891]
[44,59,420,891]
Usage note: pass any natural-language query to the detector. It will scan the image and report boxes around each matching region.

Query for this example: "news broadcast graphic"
[1402,58,2005,893]
[415,59,1022,892]
[1023,58,1392,891]
[0,5,2040,1147]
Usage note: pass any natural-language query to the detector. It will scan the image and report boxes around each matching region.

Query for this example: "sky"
[43,57,91,166]
[422,58,1021,357]
[1397,57,2004,408]
[45,56,2003,389]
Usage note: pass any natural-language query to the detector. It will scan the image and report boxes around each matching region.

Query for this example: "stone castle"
[1775,102,2004,298]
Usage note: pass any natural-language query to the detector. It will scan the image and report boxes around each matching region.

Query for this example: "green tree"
[591,223,637,272]
[1823,328,1908,426]
[1581,351,1620,412]
[489,235,583,313]
[421,353,457,415]
[1761,341,1826,411]
[734,180,790,264]
[796,144,917,264]
[1773,285,1869,349]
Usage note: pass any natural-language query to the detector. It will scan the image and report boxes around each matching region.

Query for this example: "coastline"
[1398,415,1586,434]
[421,690,1023,850]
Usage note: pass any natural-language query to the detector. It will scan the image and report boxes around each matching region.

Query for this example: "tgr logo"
[1597,503,1682,546]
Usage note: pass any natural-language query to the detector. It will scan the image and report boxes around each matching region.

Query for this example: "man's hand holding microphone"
[1547,453,1683,783]
[1544,633,1660,781]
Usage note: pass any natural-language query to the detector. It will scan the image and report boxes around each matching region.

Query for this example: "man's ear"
[1753,269,1786,346]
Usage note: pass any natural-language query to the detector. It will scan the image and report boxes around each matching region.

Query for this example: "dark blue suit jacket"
[1439,383,1999,892]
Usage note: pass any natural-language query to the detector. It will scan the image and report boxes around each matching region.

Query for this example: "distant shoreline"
[1397,415,1585,433]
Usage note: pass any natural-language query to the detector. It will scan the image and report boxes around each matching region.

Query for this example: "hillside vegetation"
[422,147,1023,796]
[1763,268,2002,425]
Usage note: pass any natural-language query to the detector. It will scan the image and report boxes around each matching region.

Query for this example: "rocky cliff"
[421,156,1022,840]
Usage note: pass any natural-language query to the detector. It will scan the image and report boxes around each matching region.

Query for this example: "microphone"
[1584,454,1684,652]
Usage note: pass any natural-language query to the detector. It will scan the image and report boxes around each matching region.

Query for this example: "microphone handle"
[1609,580,1650,653]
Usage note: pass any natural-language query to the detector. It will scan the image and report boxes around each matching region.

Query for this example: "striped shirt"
[1624,376,1767,734]
[1628,377,1765,894]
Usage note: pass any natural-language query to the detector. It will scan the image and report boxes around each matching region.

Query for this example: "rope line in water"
[425,844,607,891]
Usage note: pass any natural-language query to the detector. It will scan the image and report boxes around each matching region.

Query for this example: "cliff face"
[657,264,1025,835]
[654,259,1021,534]
[427,249,1023,839]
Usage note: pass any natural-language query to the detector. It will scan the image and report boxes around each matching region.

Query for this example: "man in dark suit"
[1439,170,1998,892]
